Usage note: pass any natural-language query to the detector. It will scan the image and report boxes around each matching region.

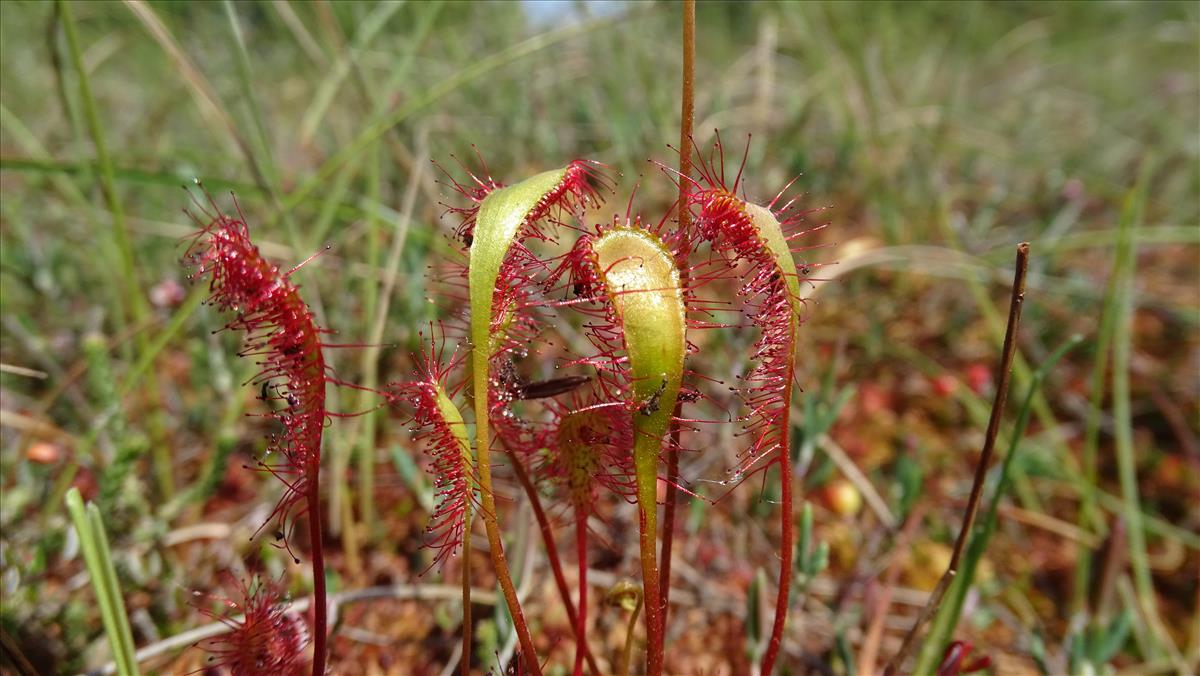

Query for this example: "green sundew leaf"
[591,226,686,494]
[592,227,686,427]
[745,202,804,315]
[468,167,569,365]
[590,225,687,633]
[467,166,571,463]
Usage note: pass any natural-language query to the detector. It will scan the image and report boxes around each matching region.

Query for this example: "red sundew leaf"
[679,135,828,481]
[193,575,309,676]
[387,332,476,569]
[534,387,637,514]
[182,193,327,551]
[675,134,830,676]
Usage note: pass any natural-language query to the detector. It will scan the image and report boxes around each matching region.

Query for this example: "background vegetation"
[1,1,1196,673]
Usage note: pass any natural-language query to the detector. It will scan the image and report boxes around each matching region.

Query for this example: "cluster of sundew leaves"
[193,575,309,675]
[393,145,818,675]
[399,146,822,555]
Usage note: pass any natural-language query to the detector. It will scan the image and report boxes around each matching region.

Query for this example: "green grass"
[1,1,1196,672]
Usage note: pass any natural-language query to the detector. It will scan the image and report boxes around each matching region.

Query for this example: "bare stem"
[883,242,1030,675]
[472,366,542,674]
[658,0,695,661]
[759,378,796,674]
[307,464,328,675]
[574,509,589,676]
[460,506,472,676]
[508,453,601,674]
[635,435,663,676]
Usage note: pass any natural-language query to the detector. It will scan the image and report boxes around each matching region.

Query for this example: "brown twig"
[659,0,695,662]
[883,242,1029,675]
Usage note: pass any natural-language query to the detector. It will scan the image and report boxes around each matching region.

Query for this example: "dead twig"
[883,242,1030,675]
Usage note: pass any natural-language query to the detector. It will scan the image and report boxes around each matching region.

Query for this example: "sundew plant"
[174,5,826,673]
[11,2,1192,675]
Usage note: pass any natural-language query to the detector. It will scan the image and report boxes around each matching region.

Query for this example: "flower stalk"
[659,0,696,650]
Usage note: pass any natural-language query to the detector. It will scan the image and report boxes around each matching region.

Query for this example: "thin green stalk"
[66,488,139,676]
[355,142,384,535]
[620,603,640,676]
[1071,190,1137,616]
[59,0,173,497]
[58,0,142,329]
[1110,181,1160,657]
[223,1,281,184]
[914,334,1084,673]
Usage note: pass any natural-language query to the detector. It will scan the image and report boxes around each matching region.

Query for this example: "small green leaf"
[798,501,814,561]
[808,541,829,577]
[1093,609,1132,665]
[65,488,140,676]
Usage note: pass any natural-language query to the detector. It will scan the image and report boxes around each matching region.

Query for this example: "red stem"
[636,471,662,676]
[573,508,589,676]
[509,454,601,674]
[759,384,795,674]
[461,509,472,676]
[307,460,328,675]
[659,0,695,662]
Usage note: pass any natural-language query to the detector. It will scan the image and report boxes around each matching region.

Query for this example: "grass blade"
[65,488,139,676]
